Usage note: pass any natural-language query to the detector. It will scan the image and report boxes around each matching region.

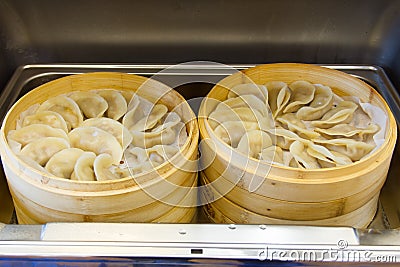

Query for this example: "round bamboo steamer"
[0,72,199,224]
[198,63,397,225]
[201,173,378,228]
[202,195,378,228]
[201,168,385,221]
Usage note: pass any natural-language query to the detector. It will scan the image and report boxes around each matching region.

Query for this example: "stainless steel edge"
[40,223,359,245]
[0,64,400,262]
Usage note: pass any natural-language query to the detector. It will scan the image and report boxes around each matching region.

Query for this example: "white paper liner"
[342,96,387,158]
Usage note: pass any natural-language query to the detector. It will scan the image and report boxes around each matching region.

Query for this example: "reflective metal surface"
[0,64,399,262]
[1,0,400,91]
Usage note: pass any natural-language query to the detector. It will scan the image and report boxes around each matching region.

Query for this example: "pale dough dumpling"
[311,101,358,128]
[18,155,53,176]
[81,118,133,151]
[215,95,269,116]
[306,142,352,166]
[68,126,123,164]
[283,81,315,113]
[45,148,85,178]
[158,112,181,130]
[208,107,267,130]
[8,124,68,147]
[265,81,291,118]
[71,152,96,181]
[122,94,155,132]
[214,121,259,148]
[296,84,334,120]
[276,113,320,139]
[96,89,127,120]
[236,130,272,158]
[313,138,375,161]
[259,146,284,165]
[69,91,108,118]
[93,153,120,181]
[124,146,149,166]
[129,104,168,132]
[20,137,70,166]
[227,83,268,102]
[131,121,184,148]
[147,145,180,165]
[315,123,379,140]
[22,111,68,133]
[267,127,303,150]
[289,140,320,169]
[37,95,83,130]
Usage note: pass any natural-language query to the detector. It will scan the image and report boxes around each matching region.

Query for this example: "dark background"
[0,0,399,91]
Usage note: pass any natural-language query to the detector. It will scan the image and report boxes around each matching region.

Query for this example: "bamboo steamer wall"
[198,63,397,228]
[0,72,199,224]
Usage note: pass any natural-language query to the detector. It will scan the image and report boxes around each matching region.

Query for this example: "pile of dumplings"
[7,90,188,181]
[208,81,381,169]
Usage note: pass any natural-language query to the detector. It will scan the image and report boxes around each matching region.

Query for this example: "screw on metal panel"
[178,229,187,235]
[228,224,236,230]
[259,225,267,230]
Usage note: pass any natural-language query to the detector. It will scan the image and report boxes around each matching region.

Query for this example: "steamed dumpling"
[129,104,168,132]
[37,95,83,129]
[18,155,53,175]
[259,146,284,165]
[266,127,304,150]
[208,107,267,130]
[22,111,68,133]
[127,160,162,176]
[313,138,375,161]
[227,83,268,102]
[236,130,272,158]
[208,79,381,169]
[214,121,259,148]
[20,137,70,166]
[265,81,291,118]
[311,101,358,128]
[157,112,182,130]
[16,104,40,130]
[69,91,108,118]
[81,118,133,151]
[131,122,185,148]
[296,84,334,120]
[71,152,96,181]
[306,142,353,166]
[315,123,379,140]
[289,140,320,169]
[93,153,120,181]
[276,113,320,139]
[147,145,180,164]
[96,89,127,120]
[122,94,157,132]
[8,124,68,147]
[283,81,315,113]
[68,126,123,164]
[45,148,85,178]
[124,146,149,166]
[215,95,269,116]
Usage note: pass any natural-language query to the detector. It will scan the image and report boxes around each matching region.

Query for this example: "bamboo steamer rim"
[198,63,397,183]
[0,72,199,187]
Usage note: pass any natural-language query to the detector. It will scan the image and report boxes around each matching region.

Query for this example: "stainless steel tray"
[0,63,399,263]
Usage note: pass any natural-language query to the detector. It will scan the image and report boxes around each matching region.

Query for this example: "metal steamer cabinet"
[1,1,400,266]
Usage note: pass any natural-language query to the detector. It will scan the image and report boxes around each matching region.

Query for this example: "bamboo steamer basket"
[0,72,199,224]
[200,172,378,228]
[198,63,397,226]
